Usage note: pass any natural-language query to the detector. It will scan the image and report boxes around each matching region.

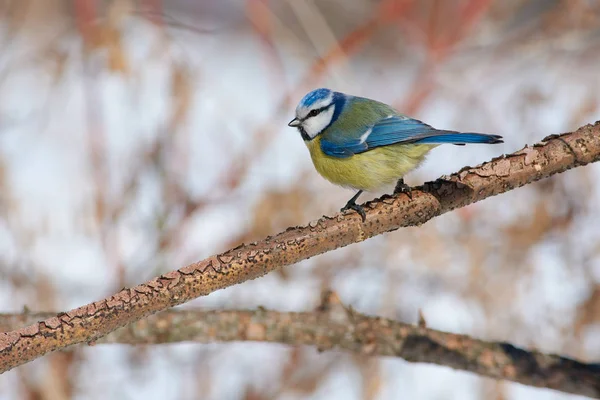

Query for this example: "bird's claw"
[341,202,366,222]
[394,179,413,200]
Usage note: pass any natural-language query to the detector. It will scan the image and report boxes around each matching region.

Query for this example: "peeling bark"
[1,306,599,398]
[1,122,600,395]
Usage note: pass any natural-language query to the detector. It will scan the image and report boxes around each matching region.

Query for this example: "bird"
[288,88,503,221]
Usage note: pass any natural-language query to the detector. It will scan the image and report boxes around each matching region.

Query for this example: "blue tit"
[288,88,503,221]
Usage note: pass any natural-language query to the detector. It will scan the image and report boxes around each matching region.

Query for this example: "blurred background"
[1,0,600,399]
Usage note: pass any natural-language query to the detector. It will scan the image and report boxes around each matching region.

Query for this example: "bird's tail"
[413,131,503,145]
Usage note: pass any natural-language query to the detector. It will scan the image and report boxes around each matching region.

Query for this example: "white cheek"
[303,106,335,139]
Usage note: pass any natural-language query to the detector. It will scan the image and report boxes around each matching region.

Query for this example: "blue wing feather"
[320,139,364,158]
[320,115,502,158]
[364,117,436,147]
[412,133,502,144]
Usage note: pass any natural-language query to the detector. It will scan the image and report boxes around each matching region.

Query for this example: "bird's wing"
[321,115,501,158]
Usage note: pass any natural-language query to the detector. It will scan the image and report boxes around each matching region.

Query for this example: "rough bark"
[1,122,600,393]
[1,302,599,398]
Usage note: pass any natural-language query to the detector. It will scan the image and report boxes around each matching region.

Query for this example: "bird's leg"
[394,178,412,200]
[341,190,366,222]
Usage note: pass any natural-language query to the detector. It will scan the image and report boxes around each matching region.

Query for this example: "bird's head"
[288,88,345,141]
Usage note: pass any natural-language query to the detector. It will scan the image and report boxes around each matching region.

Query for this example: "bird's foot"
[394,179,413,200]
[341,201,366,222]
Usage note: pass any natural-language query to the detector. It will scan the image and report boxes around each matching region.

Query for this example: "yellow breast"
[305,137,436,191]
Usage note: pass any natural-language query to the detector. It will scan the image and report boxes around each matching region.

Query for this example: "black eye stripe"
[303,104,332,120]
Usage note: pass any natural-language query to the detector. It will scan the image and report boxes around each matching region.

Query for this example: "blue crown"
[299,88,332,108]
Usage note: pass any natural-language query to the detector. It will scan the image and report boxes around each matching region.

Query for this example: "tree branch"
[1,121,600,382]
[1,295,599,398]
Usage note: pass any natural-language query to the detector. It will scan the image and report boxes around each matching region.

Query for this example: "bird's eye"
[308,109,320,117]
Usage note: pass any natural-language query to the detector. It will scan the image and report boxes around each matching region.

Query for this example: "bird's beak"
[288,118,301,127]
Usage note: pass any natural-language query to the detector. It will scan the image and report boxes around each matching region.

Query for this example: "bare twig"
[1,303,598,398]
[1,121,600,386]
